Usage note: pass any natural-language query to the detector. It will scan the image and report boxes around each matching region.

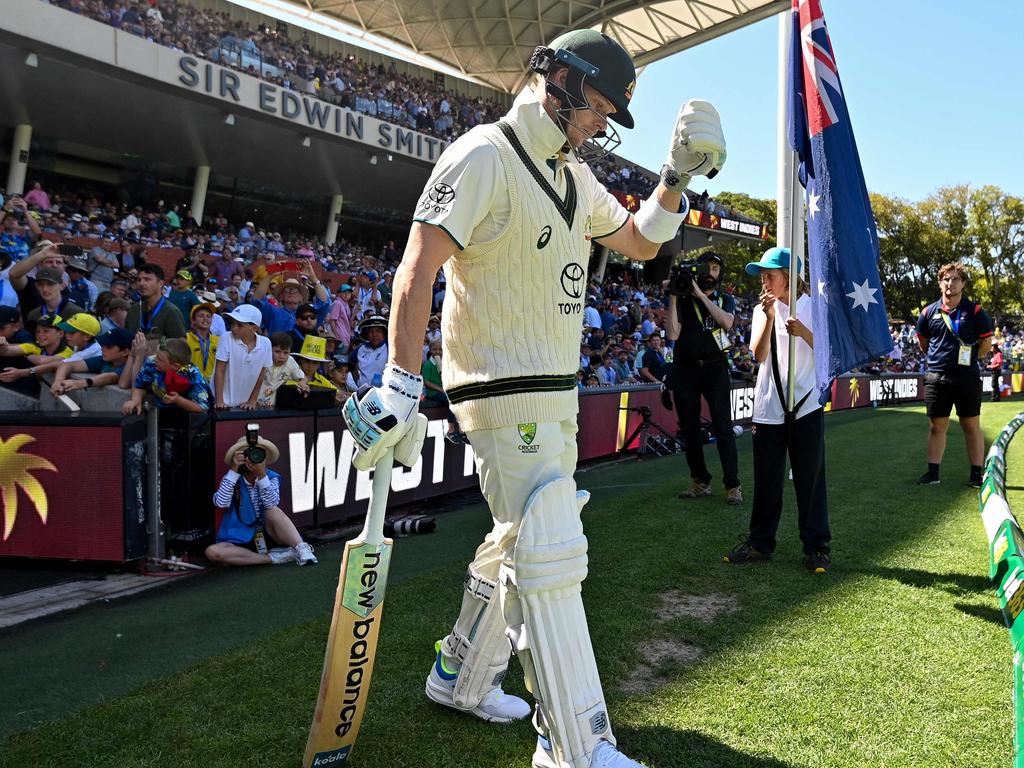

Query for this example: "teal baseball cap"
[745,246,803,276]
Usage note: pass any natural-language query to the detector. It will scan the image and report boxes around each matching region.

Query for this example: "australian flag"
[787,0,891,403]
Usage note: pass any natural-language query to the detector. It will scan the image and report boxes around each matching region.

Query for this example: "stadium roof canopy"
[284,0,789,93]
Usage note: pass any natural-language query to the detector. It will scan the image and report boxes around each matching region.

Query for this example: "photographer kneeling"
[666,252,741,504]
[206,428,317,567]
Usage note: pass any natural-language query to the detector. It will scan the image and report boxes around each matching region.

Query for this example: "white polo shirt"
[215,332,273,406]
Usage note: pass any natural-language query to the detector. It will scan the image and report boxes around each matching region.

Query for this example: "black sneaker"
[968,476,983,489]
[804,551,831,574]
[723,538,771,564]
[915,472,940,485]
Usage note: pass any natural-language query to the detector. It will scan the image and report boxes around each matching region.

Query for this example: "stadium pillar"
[190,165,210,225]
[325,193,343,245]
[6,124,32,196]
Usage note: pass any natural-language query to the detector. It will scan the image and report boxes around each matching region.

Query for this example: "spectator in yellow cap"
[0,313,101,383]
[0,314,72,386]
[168,268,201,321]
[289,335,335,391]
[57,313,102,362]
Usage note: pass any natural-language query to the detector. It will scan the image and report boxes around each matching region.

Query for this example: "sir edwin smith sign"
[175,56,448,163]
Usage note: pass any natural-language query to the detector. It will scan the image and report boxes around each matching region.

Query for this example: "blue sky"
[615,1,1024,203]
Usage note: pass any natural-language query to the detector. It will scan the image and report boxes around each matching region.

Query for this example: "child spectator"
[168,269,201,321]
[50,327,133,395]
[0,314,72,387]
[187,302,220,382]
[122,337,213,415]
[214,304,271,410]
[290,335,335,390]
[257,331,307,407]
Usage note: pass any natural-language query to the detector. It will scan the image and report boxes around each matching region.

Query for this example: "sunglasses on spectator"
[298,314,316,321]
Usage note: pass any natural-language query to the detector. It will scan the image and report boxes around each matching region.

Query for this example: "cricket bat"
[304,448,395,767]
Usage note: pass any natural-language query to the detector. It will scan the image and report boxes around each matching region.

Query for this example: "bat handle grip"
[362,448,394,546]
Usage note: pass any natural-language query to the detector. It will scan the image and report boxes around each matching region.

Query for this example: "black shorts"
[924,371,982,418]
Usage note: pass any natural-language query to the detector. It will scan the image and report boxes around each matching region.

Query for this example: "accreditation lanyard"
[140,297,166,335]
[940,305,973,366]
[195,333,212,371]
[693,294,730,350]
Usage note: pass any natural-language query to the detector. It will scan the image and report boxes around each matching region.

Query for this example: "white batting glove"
[343,365,428,472]
[665,99,726,183]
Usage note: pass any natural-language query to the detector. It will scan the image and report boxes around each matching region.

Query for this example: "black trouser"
[748,409,830,555]
[992,370,1001,401]
[671,357,739,489]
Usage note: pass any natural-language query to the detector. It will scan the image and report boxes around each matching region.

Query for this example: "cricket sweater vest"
[442,120,596,432]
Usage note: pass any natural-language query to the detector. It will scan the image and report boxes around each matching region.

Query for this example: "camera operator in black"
[666,252,742,504]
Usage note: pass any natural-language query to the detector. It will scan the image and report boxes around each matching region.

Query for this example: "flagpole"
[777,9,802,413]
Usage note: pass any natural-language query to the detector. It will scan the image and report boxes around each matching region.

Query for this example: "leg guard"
[441,563,513,709]
[501,477,612,768]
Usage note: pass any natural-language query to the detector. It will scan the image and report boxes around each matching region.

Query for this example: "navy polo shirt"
[915,297,992,374]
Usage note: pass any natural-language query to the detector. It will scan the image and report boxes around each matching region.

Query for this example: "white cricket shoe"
[533,736,648,768]
[268,547,296,565]
[294,542,318,566]
[424,648,531,723]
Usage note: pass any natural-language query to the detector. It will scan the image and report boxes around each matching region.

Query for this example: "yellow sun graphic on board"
[848,377,859,404]
[0,435,57,541]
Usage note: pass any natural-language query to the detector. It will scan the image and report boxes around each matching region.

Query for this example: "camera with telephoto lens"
[667,258,711,296]
[243,423,267,464]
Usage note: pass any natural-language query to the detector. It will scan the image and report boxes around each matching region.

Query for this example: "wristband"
[633,198,686,244]
[85,378,94,388]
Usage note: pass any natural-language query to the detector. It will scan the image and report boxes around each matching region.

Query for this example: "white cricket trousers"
[441,418,579,668]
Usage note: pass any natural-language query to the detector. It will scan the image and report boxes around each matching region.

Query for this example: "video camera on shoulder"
[243,423,267,464]
[667,258,711,296]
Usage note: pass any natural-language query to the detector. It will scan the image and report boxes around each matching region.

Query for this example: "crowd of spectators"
[5,175,1015,420]
[47,0,760,227]
[0,180,420,414]
[572,274,757,390]
[868,322,1024,376]
[52,0,507,143]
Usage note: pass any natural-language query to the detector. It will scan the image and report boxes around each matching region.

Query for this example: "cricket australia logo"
[517,423,540,454]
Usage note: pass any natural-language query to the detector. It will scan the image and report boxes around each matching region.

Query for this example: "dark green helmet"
[531,29,637,128]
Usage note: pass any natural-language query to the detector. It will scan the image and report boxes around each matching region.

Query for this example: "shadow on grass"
[955,602,1007,628]
[866,565,992,596]
[620,724,797,768]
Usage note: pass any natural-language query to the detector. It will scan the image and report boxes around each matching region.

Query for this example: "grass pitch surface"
[1,403,1020,767]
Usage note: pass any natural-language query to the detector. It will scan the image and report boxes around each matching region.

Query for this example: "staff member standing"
[723,247,830,574]
[666,252,740,503]
[914,262,992,487]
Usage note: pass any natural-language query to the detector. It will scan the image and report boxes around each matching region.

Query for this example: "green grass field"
[2,403,1021,768]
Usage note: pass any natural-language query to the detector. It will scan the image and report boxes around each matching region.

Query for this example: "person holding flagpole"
[722,246,831,574]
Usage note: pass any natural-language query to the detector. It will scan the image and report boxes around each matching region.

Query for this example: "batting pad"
[502,476,612,768]
[442,563,512,709]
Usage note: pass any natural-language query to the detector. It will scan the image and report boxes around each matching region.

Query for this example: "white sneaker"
[424,647,531,723]
[269,547,296,565]
[295,542,318,566]
[533,737,647,768]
